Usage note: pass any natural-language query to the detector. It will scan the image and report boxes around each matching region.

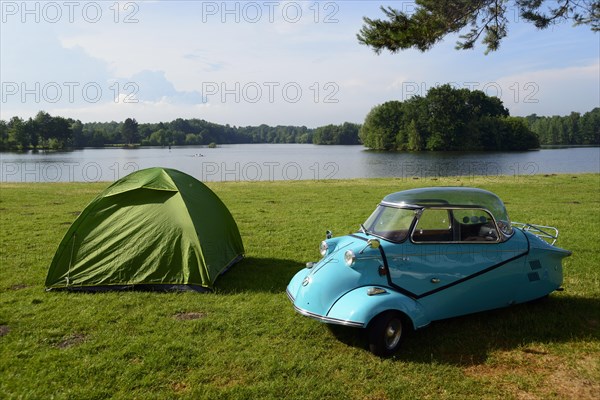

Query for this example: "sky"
[1,1,599,127]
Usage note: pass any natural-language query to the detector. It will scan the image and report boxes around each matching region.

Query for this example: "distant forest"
[523,110,600,146]
[1,100,598,152]
[0,112,360,151]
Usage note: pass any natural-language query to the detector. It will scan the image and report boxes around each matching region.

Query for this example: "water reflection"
[1,144,598,182]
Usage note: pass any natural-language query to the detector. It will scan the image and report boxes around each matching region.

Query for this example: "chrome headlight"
[344,250,356,266]
[319,240,329,256]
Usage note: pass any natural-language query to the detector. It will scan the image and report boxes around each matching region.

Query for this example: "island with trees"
[361,84,539,151]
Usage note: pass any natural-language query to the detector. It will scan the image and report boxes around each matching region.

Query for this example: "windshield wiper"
[360,224,369,236]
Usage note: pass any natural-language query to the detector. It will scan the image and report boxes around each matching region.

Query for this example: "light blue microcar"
[286,187,571,356]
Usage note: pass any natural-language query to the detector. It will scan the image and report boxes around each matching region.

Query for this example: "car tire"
[368,312,405,357]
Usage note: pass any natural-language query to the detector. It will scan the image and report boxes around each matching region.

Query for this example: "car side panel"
[415,254,527,320]
[384,230,530,321]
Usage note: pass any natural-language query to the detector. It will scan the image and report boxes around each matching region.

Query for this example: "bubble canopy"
[381,187,512,234]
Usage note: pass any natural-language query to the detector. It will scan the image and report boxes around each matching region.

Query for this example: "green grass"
[1,174,599,399]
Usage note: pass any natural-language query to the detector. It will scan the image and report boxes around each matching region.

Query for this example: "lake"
[1,145,598,183]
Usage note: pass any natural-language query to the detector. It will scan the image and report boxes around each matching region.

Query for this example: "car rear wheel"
[368,312,405,357]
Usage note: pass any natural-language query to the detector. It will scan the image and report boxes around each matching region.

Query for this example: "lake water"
[1,145,598,183]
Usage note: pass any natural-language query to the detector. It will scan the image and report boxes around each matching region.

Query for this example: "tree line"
[523,109,600,146]
[1,100,598,152]
[0,111,361,151]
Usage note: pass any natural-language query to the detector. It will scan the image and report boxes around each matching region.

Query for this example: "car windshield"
[363,205,416,242]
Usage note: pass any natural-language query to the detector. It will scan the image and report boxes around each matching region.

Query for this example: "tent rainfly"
[45,167,244,292]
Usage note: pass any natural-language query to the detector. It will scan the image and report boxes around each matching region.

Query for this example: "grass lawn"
[1,174,599,399]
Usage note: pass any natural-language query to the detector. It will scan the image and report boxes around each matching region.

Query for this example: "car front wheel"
[368,312,405,357]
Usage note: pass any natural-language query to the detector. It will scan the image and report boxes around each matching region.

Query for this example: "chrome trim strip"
[286,289,364,328]
[294,306,365,328]
[386,248,526,258]
[354,255,382,261]
[286,288,295,302]
[380,201,421,209]
[409,206,512,243]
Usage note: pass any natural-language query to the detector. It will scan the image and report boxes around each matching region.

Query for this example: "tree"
[146,129,169,146]
[24,118,39,149]
[358,0,599,54]
[71,120,84,147]
[312,123,360,145]
[0,120,8,150]
[339,122,362,145]
[50,116,72,148]
[171,118,192,134]
[360,101,405,150]
[34,111,53,145]
[406,119,423,151]
[567,112,581,144]
[185,133,201,145]
[424,85,469,150]
[498,117,540,150]
[122,118,139,144]
[313,124,336,145]
[90,129,106,147]
[7,116,29,150]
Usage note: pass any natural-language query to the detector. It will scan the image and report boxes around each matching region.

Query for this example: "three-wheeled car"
[286,187,571,356]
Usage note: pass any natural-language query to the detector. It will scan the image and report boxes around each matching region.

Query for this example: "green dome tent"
[45,167,244,292]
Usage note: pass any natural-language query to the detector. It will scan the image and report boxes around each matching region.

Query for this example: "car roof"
[382,187,511,223]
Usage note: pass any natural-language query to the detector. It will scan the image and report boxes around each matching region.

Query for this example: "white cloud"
[495,62,600,116]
